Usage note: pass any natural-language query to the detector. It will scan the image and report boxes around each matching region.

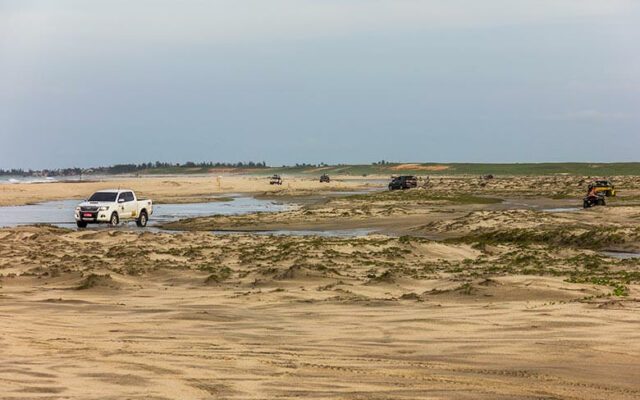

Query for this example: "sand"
[0,175,374,206]
[2,175,640,399]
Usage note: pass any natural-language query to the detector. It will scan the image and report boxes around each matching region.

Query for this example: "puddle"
[542,207,582,213]
[211,228,378,238]
[502,201,538,209]
[0,197,293,230]
[601,251,640,259]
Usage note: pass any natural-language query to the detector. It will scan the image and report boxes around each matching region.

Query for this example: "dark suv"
[388,176,418,190]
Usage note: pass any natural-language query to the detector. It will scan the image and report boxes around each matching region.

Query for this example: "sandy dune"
[1,225,639,399]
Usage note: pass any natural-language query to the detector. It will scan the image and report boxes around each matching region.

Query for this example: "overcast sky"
[1,0,639,169]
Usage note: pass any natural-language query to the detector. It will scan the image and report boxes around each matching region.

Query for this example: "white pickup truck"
[75,189,153,228]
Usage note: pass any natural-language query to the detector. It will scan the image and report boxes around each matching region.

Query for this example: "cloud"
[1,0,638,50]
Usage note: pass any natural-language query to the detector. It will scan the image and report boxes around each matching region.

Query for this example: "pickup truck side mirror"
[118,198,125,203]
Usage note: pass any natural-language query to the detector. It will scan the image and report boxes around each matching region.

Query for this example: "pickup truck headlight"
[99,206,109,211]
[76,206,81,211]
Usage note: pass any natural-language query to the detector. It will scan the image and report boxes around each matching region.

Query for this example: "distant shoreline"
[3,162,640,179]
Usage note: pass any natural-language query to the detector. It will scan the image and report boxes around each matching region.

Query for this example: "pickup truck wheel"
[136,211,148,227]
[109,212,119,226]
[76,221,87,228]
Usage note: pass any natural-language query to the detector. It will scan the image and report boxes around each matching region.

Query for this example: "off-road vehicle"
[584,193,606,208]
[319,174,330,183]
[388,176,418,190]
[590,180,615,197]
[75,190,153,228]
[270,174,283,185]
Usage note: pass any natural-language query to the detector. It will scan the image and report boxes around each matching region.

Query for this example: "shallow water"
[542,207,582,213]
[0,197,380,237]
[0,176,60,184]
[0,197,291,230]
[211,228,377,237]
[601,251,640,259]
[0,175,116,184]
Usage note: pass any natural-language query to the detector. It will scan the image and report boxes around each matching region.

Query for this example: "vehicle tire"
[76,221,87,228]
[583,201,588,209]
[109,212,119,226]
[136,211,148,227]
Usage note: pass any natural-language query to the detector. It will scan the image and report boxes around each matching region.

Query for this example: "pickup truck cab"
[75,189,153,228]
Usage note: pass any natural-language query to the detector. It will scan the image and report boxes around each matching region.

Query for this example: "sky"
[1,0,639,169]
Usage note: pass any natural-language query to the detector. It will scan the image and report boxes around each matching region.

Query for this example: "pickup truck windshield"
[88,192,118,202]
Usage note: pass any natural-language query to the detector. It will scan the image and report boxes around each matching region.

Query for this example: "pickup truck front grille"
[80,206,99,212]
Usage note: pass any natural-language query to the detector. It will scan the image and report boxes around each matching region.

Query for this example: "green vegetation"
[269,162,640,177]
[453,227,636,250]
[565,277,629,297]
[204,267,232,284]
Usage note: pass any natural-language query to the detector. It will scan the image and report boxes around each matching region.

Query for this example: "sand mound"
[275,265,340,281]
[399,292,426,301]
[76,273,121,290]
[423,277,587,302]
[421,242,480,260]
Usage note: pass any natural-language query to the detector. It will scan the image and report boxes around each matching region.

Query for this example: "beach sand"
[0,175,375,206]
[1,226,639,399]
